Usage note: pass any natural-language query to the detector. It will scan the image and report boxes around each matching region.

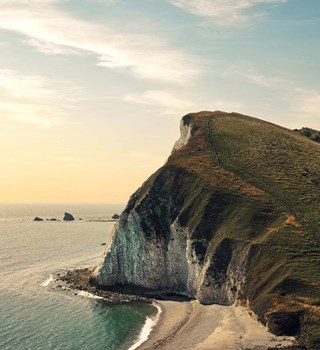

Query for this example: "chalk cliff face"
[94,111,320,347]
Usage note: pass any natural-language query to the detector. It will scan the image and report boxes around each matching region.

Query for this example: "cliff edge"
[94,111,320,347]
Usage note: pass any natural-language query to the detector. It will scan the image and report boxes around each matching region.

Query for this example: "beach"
[138,300,296,350]
[55,267,298,350]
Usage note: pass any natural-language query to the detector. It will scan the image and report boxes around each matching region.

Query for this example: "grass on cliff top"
[167,112,320,345]
[172,111,320,245]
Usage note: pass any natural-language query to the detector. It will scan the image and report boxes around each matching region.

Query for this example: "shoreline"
[128,301,162,350]
[137,299,193,350]
[43,267,159,350]
[137,300,299,350]
[45,268,302,350]
[49,267,152,304]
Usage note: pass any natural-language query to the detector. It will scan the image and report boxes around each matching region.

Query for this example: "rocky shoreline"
[50,267,152,304]
[48,268,313,350]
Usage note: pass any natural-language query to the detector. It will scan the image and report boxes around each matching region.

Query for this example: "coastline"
[45,268,300,350]
[44,267,158,349]
[128,301,162,350]
[137,300,298,350]
[49,267,152,304]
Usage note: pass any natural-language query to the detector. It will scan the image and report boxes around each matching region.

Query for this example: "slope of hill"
[94,111,320,348]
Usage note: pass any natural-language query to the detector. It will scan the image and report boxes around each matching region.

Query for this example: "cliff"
[94,111,320,347]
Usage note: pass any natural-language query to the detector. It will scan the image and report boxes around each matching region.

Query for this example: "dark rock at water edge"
[112,214,120,220]
[33,217,43,221]
[63,212,75,221]
[53,268,152,304]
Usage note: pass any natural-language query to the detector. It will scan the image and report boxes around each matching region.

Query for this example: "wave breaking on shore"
[128,302,162,350]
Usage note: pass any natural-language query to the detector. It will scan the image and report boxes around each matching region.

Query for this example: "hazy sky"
[1,0,319,203]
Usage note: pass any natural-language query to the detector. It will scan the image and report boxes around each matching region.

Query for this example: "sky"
[0,0,319,203]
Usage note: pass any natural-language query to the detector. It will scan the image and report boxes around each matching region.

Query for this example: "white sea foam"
[77,290,104,300]
[41,275,54,287]
[128,302,162,350]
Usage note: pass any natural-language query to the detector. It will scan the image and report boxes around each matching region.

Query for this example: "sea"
[0,203,158,350]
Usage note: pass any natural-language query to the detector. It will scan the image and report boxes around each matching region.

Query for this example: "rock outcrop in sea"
[63,212,75,221]
[93,111,320,348]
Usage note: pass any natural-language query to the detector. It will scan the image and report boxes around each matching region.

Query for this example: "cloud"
[124,90,196,115]
[226,68,320,122]
[223,67,283,87]
[23,38,83,56]
[0,1,200,83]
[0,69,79,128]
[124,90,243,117]
[167,0,288,26]
[222,65,320,128]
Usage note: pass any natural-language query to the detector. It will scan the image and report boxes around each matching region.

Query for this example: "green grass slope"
[168,111,320,347]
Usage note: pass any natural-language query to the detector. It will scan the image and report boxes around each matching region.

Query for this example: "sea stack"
[93,111,320,347]
[63,212,75,221]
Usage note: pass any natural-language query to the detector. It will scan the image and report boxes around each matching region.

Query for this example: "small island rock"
[112,214,120,220]
[63,212,75,221]
[33,217,43,221]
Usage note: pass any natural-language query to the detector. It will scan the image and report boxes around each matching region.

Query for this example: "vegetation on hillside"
[294,127,320,143]
[169,112,320,347]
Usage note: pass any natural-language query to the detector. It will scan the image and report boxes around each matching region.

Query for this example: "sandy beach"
[55,268,299,350]
[138,300,295,350]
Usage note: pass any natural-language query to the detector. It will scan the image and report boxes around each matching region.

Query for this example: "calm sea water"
[0,203,156,350]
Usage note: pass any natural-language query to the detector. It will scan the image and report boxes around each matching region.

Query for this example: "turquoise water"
[0,203,156,350]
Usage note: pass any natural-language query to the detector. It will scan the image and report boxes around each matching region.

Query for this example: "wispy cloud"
[0,69,79,128]
[124,89,243,116]
[124,90,196,115]
[167,0,288,26]
[222,65,320,128]
[223,67,283,87]
[23,38,83,56]
[0,1,201,83]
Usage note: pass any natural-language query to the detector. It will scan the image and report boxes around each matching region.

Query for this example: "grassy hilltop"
[167,111,320,346]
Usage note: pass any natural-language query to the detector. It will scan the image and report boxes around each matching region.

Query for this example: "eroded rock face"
[93,113,274,304]
[94,166,252,304]
[172,118,192,153]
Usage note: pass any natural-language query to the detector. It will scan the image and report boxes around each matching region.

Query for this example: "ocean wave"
[127,302,162,350]
[77,290,104,300]
[41,275,54,287]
